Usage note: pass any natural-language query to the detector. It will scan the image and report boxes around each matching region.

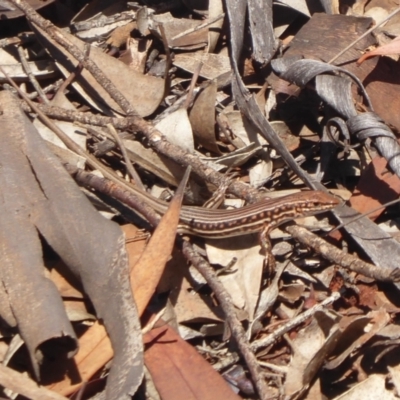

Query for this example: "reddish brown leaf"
[357,37,400,65]
[144,325,242,400]
[350,156,400,220]
[130,167,190,315]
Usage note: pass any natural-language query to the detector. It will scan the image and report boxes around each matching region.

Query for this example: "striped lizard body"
[176,190,339,238]
[68,166,339,239]
[127,187,339,238]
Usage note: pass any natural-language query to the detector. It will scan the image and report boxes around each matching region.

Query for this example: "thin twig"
[183,60,203,110]
[286,224,400,282]
[329,197,400,234]
[10,0,137,116]
[171,13,225,41]
[56,43,90,95]
[328,7,400,64]
[5,79,63,100]
[158,23,172,98]
[106,123,145,190]
[251,292,340,352]
[181,240,271,400]
[19,100,262,202]
[0,363,68,400]
[141,307,166,335]
[0,65,144,202]
[17,45,49,103]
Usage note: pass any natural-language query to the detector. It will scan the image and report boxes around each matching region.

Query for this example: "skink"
[175,190,339,238]
[114,183,339,238]
[69,166,339,238]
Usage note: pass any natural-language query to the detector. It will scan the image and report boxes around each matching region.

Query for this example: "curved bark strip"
[0,91,143,399]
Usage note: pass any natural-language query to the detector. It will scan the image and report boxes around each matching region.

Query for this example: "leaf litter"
[1,1,400,399]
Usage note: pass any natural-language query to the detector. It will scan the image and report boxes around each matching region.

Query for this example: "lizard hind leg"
[259,226,276,278]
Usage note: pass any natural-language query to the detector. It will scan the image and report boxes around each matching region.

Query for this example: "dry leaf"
[144,325,242,400]
[357,35,400,65]
[189,80,221,154]
[31,22,165,116]
[206,234,264,320]
[155,108,194,153]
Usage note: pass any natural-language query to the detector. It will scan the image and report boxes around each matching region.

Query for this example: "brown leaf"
[357,36,400,65]
[325,309,390,370]
[189,80,221,154]
[131,167,190,315]
[144,325,242,400]
[31,22,165,116]
[173,53,231,80]
[349,156,400,221]
[150,14,208,50]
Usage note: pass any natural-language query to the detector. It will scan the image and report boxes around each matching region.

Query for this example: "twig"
[64,165,160,225]
[56,43,90,95]
[10,0,137,116]
[17,45,49,103]
[181,240,271,400]
[19,101,262,202]
[106,123,145,190]
[20,102,130,128]
[171,13,225,41]
[251,292,340,352]
[11,2,312,232]
[11,0,262,203]
[285,224,400,282]
[0,363,68,400]
[0,36,21,47]
[328,7,400,64]
[0,66,146,207]
[330,197,400,234]
[183,60,203,110]
[10,0,268,202]
[141,307,166,335]
[257,361,287,374]
[5,79,63,100]
[212,352,240,372]
[157,23,172,99]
